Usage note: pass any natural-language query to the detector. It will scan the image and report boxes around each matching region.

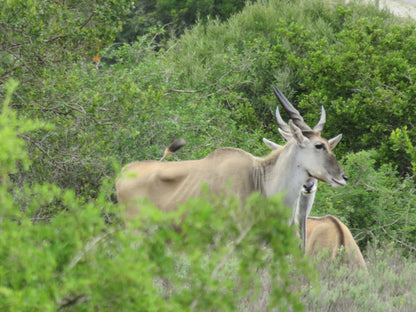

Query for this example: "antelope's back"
[116,159,201,213]
[116,149,257,216]
[116,160,161,206]
[306,216,342,259]
[306,215,367,270]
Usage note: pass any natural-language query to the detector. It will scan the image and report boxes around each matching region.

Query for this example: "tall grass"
[299,243,416,311]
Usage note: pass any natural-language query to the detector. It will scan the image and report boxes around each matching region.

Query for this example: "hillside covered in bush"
[1,0,416,310]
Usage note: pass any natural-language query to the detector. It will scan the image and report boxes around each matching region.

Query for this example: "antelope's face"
[271,85,348,189]
[298,135,347,188]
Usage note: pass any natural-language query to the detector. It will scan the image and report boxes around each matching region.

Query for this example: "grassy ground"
[299,244,416,312]
[215,242,416,311]
[238,242,416,311]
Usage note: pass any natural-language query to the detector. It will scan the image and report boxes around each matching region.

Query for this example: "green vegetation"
[301,243,416,311]
[1,0,416,310]
[118,0,253,42]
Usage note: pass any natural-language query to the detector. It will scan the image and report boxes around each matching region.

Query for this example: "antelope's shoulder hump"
[204,147,255,160]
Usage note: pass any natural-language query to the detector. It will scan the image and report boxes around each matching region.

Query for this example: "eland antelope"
[262,138,318,250]
[306,215,367,271]
[116,86,347,223]
[263,85,347,251]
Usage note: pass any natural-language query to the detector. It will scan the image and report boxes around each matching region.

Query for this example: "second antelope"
[116,86,347,224]
[306,215,367,271]
[296,179,367,270]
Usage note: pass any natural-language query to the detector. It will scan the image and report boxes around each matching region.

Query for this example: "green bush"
[1,191,312,311]
[292,14,416,169]
[0,0,130,88]
[313,150,416,253]
[0,0,130,195]
[118,0,253,43]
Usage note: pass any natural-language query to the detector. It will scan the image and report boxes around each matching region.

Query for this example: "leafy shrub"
[313,150,416,253]
[0,0,130,88]
[118,0,254,43]
[292,14,416,170]
[1,190,312,311]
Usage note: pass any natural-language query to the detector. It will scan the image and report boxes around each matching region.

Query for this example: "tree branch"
[381,228,416,255]
[46,12,97,43]
[68,227,120,270]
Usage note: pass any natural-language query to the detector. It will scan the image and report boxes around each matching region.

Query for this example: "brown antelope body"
[306,215,367,270]
[116,87,347,224]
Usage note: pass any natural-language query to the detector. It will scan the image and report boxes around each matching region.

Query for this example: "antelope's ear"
[328,134,342,150]
[289,120,309,146]
[278,128,292,142]
[263,138,282,150]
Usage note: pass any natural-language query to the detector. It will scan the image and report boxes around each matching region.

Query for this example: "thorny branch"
[46,12,97,43]
[381,228,416,255]
[68,227,120,270]
[58,294,90,311]
[166,88,200,94]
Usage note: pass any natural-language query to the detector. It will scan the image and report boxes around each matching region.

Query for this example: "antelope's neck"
[297,191,316,220]
[259,143,309,208]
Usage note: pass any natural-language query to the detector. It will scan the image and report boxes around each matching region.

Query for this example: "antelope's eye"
[315,143,325,150]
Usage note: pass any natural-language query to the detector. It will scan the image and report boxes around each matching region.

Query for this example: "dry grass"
[299,244,416,311]
[239,243,416,311]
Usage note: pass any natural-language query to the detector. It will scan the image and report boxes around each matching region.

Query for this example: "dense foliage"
[2,0,416,310]
[118,0,253,42]
[0,0,130,86]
